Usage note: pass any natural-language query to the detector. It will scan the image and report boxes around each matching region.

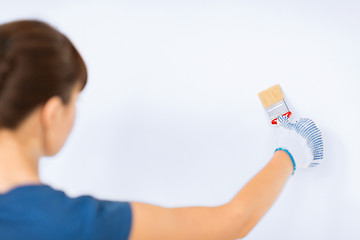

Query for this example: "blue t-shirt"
[0,184,132,240]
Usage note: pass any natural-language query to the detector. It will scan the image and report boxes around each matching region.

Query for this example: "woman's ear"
[41,96,63,130]
[39,85,79,157]
[40,96,64,156]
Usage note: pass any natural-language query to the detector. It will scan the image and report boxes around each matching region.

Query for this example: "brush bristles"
[258,84,284,108]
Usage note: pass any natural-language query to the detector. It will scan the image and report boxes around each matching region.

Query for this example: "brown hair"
[0,19,87,130]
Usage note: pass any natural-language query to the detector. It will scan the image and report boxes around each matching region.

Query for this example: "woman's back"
[0,184,131,240]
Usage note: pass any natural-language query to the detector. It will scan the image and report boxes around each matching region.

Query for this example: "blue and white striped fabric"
[277,115,323,167]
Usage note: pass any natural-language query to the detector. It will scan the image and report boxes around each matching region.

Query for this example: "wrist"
[274,148,296,175]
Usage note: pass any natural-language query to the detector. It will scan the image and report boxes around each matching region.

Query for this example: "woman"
[0,20,323,240]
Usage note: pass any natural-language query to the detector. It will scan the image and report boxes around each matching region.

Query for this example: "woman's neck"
[0,129,41,194]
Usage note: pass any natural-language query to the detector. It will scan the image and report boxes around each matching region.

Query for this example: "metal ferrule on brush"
[258,84,291,124]
[266,100,290,121]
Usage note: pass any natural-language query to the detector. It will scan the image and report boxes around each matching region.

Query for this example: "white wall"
[2,1,359,239]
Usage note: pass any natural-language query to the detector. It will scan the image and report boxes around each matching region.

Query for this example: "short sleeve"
[68,196,132,240]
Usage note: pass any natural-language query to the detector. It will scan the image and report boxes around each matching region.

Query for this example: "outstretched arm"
[129,150,293,240]
[129,116,323,239]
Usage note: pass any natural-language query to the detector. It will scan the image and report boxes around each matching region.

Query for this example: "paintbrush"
[258,84,292,124]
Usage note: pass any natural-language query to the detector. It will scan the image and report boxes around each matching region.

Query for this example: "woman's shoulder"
[0,183,132,240]
[0,183,54,197]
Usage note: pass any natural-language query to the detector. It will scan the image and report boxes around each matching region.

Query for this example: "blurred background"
[1,0,359,239]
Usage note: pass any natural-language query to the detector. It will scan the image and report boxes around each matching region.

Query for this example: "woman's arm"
[129,150,293,240]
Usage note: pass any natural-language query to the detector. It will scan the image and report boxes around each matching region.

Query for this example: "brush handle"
[271,111,292,125]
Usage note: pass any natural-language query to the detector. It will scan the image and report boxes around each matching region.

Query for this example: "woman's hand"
[275,115,324,174]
